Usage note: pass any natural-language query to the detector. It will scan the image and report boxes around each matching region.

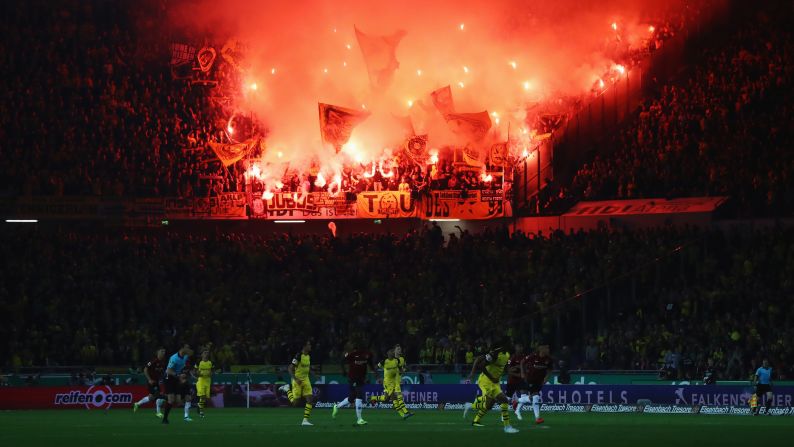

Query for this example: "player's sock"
[516,394,530,417]
[156,398,164,414]
[765,399,772,413]
[198,396,206,413]
[136,396,150,406]
[355,398,363,420]
[162,402,171,422]
[472,397,488,423]
[303,402,313,420]
[337,397,350,408]
[287,388,295,402]
[500,402,510,426]
[393,395,408,416]
[532,394,541,419]
[184,401,191,418]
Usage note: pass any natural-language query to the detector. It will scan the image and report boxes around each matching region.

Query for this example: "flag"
[170,43,196,66]
[445,111,492,142]
[462,145,483,167]
[354,26,405,90]
[221,39,247,72]
[489,142,508,167]
[197,46,217,73]
[208,138,259,166]
[318,103,370,152]
[431,85,455,116]
[404,134,428,166]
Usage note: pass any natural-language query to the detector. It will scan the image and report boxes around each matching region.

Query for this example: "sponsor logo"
[591,404,638,413]
[53,386,133,410]
[643,405,695,414]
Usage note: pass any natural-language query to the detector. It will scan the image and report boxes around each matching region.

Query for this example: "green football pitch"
[0,408,791,447]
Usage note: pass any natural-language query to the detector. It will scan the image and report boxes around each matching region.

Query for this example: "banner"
[318,103,370,151]
[421,190,505,220]
[0,385,146,410]
[164,193,247,219]
[220,39,247,72]
[249,192,358,219]
[357,191,417,218]
[564,197,729,216]
[354,26,405,90]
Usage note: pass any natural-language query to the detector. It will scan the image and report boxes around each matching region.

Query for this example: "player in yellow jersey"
[463,340,519,434]
[279,340,315,426]
[195,349,213,418]
[369,344,415,419]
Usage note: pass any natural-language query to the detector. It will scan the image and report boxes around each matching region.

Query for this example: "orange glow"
[648,25,655,33]
[262,190,274,200]
[250,82,258,90]
[523,80,531,91]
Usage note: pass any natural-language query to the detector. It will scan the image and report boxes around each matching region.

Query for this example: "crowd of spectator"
[0,0,701,202]
[2,224,792,381]
[554,2,794,217]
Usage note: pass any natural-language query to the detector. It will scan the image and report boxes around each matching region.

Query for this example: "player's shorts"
[528,382,544,394]
[505,381,528,397]
[477,374,503,400]
[383,379,402,396]
[196,379,211,397]
[291,377,312,399]
[348,376,366,398]
[164,375,181,395]
[179,381,192,398]
[755,384,772,395]
[147,382,161,396]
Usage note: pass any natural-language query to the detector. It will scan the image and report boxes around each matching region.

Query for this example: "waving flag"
[208,138,259,167]
[355,26,406,90]
[445,111,492,142]
[319,103,370,152]
[431,85,455,116]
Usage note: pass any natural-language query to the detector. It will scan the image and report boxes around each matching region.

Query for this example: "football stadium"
[1,0,793,445]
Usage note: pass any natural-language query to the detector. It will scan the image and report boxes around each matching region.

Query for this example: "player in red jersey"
[133,348,167,417]
[505,344,532,417]
[332,340,376,425]
[518,344,553,424]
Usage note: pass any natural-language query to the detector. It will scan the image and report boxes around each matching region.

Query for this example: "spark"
[459,23,465,31]
[271,67,276,75]
[407,99,414,108]
[361,104,367,110]
[611,22,618,31]
[323,67,328,74]
[227,125,234,134]
[277,151,283,158]
[599,78,605,89]
[333,28,337,33]
[523,81,531,91]
[648,25,655,33]
[262,190,274,200]
[458,81,465,88]
[346,44,352,50]
[463,66,469,73]
[249,82,258,90]
[615,64,625,75]
[343,61,347,67]
[417,69,422,76]
[509,60,517,70]
[430,154,439,164]
[522,148,529,158]
[275,181,284,189]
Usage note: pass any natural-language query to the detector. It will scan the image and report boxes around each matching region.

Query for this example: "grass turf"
[0,407,791,447]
